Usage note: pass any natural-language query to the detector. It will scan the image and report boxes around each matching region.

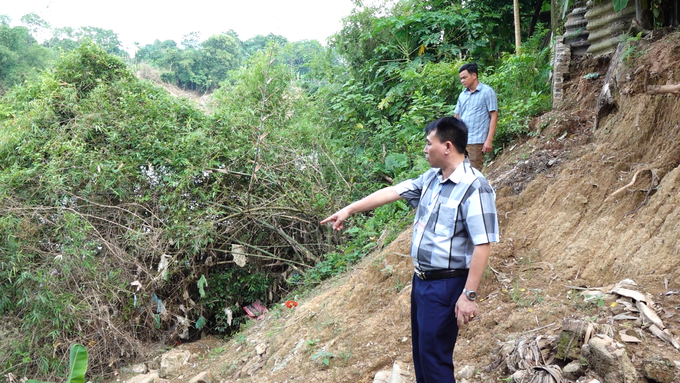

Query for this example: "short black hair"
[459,62,478,75]
[424,117,468,155]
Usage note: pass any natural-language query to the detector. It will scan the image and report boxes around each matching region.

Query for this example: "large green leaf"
[613,0,629,12]
[24,344,88,383]
[66,344,88,383]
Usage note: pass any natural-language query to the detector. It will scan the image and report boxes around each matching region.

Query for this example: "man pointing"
[321,117,499,383]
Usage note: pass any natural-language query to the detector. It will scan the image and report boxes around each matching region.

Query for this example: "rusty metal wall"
[585,1,636,56]
[564,6,591,56]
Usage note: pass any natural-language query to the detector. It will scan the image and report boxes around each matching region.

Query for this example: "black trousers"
[411,273,466,383]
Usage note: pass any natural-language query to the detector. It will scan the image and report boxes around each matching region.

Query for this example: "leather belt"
[415,268,468,280]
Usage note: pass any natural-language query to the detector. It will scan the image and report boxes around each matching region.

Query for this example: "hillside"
[110,32,680,383]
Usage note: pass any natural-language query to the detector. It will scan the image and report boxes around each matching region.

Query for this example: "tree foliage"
[0,19,51,94]
[135,33,243,91]
[0,43,347,380]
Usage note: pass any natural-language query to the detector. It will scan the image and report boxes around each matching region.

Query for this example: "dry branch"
[607,168,658,205]
[647,83,680,94]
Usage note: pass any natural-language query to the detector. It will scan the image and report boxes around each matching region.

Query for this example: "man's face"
[459,70,477,89]
[424,130,447,168]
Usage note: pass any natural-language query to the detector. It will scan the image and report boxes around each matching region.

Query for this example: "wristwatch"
[463,288,477,301]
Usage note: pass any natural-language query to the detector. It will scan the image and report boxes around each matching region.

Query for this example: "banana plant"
[26,344,88,383]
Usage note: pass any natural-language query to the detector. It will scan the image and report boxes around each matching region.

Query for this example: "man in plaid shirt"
[454,62,498,171]
[322,117,499,383]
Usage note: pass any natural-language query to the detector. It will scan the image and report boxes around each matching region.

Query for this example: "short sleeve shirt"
[392,160,499,271]
[453,82,498,144]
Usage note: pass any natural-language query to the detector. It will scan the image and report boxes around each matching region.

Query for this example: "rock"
[563,360,585,380]
[372,363,404,383]
[388,363,402,383]
[255,343,267,355]
[373,370,391,383]
[241,354,263,375]
[609,301,626,315]
[188,371,216,383]
[582,335,638,383]
[456,365,476,380]
[120,363,148,376]
[159,349,191,378]
[131,363,148,374]
[124,370,159,383]
[642,358,677,383]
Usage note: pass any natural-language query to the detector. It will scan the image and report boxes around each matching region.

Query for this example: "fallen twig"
[564,285,604,291]
[522,322,558,334]
[607,168,649,200]
[626,170,659,216]
[647,83,680,94]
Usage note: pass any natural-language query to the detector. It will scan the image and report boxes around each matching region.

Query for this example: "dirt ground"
[134,64,210,109]
[110,32,680,383]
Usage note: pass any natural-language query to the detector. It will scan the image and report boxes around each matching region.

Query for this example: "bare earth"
[113,32,680,383]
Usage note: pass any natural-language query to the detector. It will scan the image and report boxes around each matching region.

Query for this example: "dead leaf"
[649,324,680,349]
[618,330,641,343]
[610,287,647,303]
[636,301,664,329]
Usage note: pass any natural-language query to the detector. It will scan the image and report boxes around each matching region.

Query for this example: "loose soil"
[112,32,680,383]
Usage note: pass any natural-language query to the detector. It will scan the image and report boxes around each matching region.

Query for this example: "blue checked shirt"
[393,160,499,271]
[453,82,498,144]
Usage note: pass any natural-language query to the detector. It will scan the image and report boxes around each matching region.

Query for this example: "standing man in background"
[454,63,498,171]
[321,117,499,383]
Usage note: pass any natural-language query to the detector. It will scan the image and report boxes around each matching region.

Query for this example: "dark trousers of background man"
[411,274,466,383]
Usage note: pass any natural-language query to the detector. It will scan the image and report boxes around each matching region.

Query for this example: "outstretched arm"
[320,187,403,231]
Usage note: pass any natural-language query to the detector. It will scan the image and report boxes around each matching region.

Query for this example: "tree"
[243,33,288,56]
[181,31,201,49]
[77,26,127,57]
[200,33,243,89]
[514,0,522,53]
[0,23,51,93]
[20,12,50,41]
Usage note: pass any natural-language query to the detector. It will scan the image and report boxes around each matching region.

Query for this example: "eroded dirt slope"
[112,32,680,383]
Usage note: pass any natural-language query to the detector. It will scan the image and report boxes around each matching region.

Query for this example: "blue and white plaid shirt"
[393,160,499,271]
[454,82,498,144]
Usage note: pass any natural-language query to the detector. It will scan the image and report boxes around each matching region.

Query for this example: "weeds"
[509,281,545,308]
[311,350,335,366]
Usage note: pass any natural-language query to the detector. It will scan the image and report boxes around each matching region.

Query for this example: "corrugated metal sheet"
[585,1,636,56]
[564,6,590,56]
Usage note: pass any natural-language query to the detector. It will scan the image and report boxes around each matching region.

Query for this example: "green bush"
[0,42,347,380]
[485,28,552,147]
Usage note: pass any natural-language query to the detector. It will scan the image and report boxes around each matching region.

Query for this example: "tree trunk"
[514,0,522,53]
[529,0,544,37]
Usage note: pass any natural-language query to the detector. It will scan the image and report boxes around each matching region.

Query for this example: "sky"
[3,0,357,54]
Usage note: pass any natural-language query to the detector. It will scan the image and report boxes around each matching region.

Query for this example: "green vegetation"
[0,42,346,379]
[0,19,51,94]
[311,349,335,367]
[0,0,557,380]
[26,344,88,383]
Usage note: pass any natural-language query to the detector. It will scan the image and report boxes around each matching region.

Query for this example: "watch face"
[466,290,477,300]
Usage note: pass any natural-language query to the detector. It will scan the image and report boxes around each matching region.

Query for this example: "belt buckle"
[415,269,427,280]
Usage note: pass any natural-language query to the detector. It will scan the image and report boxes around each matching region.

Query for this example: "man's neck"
[467,80,480,93]
[440,155,466,179]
